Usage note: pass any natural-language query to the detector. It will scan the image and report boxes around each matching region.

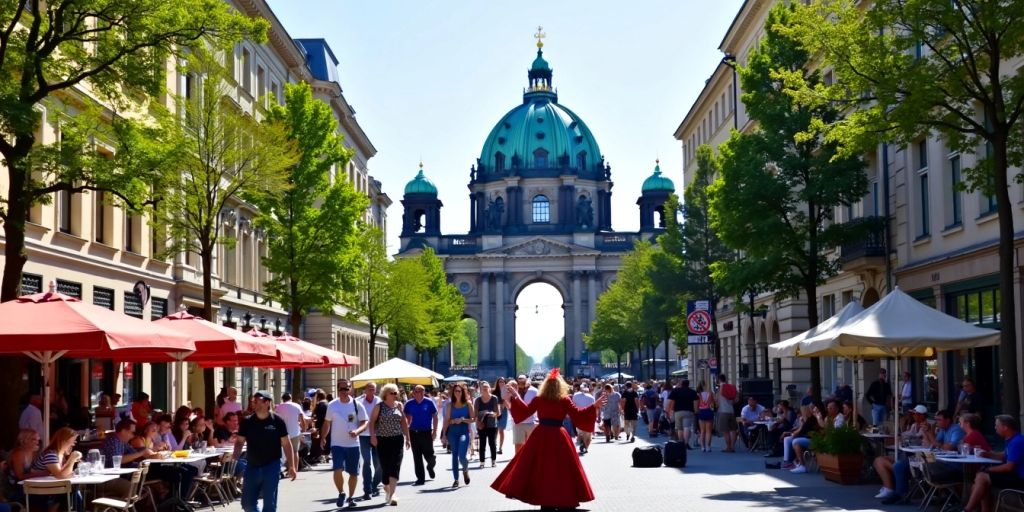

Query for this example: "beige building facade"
[0,0,389,415]
[676,0,1024,417]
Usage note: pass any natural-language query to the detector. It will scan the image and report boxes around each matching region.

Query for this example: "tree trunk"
[0,160,31,446]
[368,329,377,368]
[992,134,1020,419]
[805,286,821,402]
[201,246,216,413]
[664,325,670,382]
[290,309,303,399]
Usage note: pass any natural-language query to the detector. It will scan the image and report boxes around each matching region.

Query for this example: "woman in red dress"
[492,369,607,511]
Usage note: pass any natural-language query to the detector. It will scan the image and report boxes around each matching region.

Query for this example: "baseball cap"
[253,390,273,401]
[913,405,928,414]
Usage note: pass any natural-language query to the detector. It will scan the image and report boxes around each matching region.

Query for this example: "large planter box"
[817,452,863,485]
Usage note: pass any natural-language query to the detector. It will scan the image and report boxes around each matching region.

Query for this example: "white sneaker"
[790,465,807,474]
[876,488,895,499]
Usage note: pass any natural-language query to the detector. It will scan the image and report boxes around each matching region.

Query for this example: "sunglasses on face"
[339,387,350,392]
[388,392,398,396]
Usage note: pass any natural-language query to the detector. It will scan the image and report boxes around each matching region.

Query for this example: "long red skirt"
[491,424,595,508]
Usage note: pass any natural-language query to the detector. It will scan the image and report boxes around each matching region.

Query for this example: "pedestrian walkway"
[220,431,890,511]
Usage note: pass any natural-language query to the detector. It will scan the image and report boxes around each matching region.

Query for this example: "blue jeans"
[359,436,382,494]
[893,457,910,495]
[447,426,470,480]
[241,459,282,512]
[871,404,888,426]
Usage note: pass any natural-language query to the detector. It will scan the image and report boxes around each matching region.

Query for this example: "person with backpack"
[642,382,661,437]
[715,374,739,453]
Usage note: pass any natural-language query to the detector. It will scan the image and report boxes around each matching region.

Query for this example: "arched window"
[577,151,587,170]
[495,152,505,173]
[532,195,550,223]
[533,148,548,168]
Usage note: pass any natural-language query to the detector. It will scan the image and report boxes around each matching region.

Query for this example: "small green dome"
[531,49,550,71]
[642,161,675,193]
[404,166,438,195]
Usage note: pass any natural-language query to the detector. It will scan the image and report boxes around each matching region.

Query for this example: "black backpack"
[643,389,659,409]
[632,445,663,467]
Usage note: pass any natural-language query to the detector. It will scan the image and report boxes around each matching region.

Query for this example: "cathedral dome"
[477,46,602,176]
[641,161,675,193]
[404,166,437,195]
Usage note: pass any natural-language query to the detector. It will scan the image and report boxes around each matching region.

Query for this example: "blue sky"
[266,1,745,359]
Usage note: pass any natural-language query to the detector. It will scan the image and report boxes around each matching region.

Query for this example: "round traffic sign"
[687,310,712,335]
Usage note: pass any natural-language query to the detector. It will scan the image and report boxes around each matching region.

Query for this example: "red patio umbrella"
[196,331,315,368]
[0,285,196,445]
[274,334,359,368]
[153,310,277,363]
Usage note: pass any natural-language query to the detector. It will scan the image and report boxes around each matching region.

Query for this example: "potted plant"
[810,424,864,485]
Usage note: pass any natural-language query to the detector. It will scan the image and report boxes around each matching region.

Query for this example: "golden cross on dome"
[535,26,546,48]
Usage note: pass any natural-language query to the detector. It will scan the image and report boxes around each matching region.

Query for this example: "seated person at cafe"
[130,392,153,425]
[6,429,45,503]
[155,414,182,451]
[31,427,83,511]
[960,413,991,452]
[133,421,168,452]
[100,419,155,497]
[739,396,766,448]
[873,407,962,503]
[841,401,868,432]
[214,412,240,448]
[186,417,214,449]
[764,400,797,456]
[788,403,824,473]
[819,400,846,429]
[963,415,1024,512]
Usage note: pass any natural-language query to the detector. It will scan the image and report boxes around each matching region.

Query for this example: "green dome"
[641,162,675,193]
[531,49,550,71]
[404,167,437,195]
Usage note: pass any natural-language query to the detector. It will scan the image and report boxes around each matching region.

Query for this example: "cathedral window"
[495,152,505,173]
[532,195,550,223]
[533,148,548,168]
[577,151,587,171]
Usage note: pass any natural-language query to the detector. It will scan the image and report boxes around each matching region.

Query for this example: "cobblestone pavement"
[220,429,891,512]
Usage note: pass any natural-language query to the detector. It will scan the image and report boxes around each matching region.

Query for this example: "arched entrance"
[514,282,566,376]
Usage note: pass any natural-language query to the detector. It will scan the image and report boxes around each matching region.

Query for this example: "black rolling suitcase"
[631,445,663,467]
[664,440,687,468]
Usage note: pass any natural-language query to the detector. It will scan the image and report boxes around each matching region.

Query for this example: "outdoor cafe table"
[149,452,225,510]
[20,473,122,508]
[935,453,1003,510]
[751,420,774,452]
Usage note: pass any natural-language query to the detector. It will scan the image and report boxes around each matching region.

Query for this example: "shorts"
[497,409,509,429]
[697,409,714,422]
[289,435,301,453]
[716,412,737,432]
[646,408,660,426]
[674,411,695,431]
[624,409,639,421]
[988,471,1024,490]
[331,446,361,474]
[513,423,536,445]
[603,415,621,429]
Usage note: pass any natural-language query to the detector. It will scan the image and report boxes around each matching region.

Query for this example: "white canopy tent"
[350,357,445,388]
[796,287,1000,459]
[768,300,864,358]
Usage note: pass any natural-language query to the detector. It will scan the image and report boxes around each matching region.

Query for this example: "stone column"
[587,271,599,337]
[572,271,582,362]
[480,274,491,362]
[495,274,506,362]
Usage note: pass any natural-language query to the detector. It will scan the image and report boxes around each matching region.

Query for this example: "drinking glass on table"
[112,455,122,469]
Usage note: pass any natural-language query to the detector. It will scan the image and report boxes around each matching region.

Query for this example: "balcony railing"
[840,216,886,263]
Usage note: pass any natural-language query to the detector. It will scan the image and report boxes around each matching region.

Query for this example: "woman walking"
[696,382,715,452]
[442,383,475,488]
[369,383,411,506]
[495,377,509,454]
[492,369,607,511]
[475,382,501,468]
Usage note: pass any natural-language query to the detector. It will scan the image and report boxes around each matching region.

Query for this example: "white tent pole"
[894,354,901,462]
[42,352,52,449]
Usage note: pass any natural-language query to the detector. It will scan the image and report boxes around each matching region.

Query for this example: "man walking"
[234,390,295,512]
[665,379,698,447]
[511,375,538,453]
[404,385,438,485]
[357,383,382,500]
[274,393,306,468]
[865,368,893,427]
[320,379,367,508]
[572,384,595,454]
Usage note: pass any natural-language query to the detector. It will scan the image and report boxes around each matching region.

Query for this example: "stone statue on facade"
[486,199,504,230]
[576,195,593,229]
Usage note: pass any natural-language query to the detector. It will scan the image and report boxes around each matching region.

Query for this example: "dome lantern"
[404,163,438,195]
[641,160,676,193]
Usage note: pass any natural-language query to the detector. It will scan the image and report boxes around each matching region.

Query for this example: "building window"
[123,291,143,318]
[577,151,587,171]
[94,191,105,243]
[93,286,114,310]
[533,148,548,168]
[241,48,252,93]
[151,297,168,321]
[57,189,72,234]
[822,294,836,318]
[948,153,962,227]
[871,180,879,217]
[917,140,928,170]
[185,72,197,100]
[918,172,930,237]
[532,195,550,223]
[21,273,43,295]
[256,65,266,101]
[56,279,82,299]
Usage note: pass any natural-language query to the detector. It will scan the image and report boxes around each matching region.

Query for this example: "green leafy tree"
[416,249,464,369]
[708,3,869,398]
[255,82,367,396]
[514,344,533,376]
[0,0,266,302]
[385,257,430,359]
[542,338,566,374]
[152,49,297,409]
[785,0,1024,416]
[452,318,479,366]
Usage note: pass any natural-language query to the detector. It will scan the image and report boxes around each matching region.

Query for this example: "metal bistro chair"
[996,488,1024,512]
[919,451,961,511]
[216,456,239,502]
[90,468,144,512]
[899,452,929,505]
[187,453,228,510]
[135,462,159,512]
[23,479,73,512]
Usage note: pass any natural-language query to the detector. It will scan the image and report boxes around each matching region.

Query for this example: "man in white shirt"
[509,375,538,453]
[320,378,367,508]
[739,396,766,448]
[19,395,44,443]
[572,385,596,454]
[275,392,306,467]
[220,387,242,419]
[356,383,382,500]
[900,371,913,412]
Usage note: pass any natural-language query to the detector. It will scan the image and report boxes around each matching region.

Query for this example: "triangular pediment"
[481,236,599,257]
